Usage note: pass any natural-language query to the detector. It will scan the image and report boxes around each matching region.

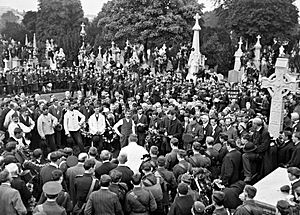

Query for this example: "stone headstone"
[261,57,299,138]
[12,56,21,68]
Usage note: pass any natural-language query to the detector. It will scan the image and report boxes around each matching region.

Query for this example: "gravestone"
[261,56,299,138]
[12,56,21,68]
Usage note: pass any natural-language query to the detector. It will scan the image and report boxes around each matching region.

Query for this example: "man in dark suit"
[40,151,62,185]
[84,174,123,215]
[95,150,117,179]
[168,183,194,215]
[220,139,242,187]
[277,131,294,166]
[155,156,177,214]
[252,118,271,178]
[210,117,222,145]
[66,152,87,206]
[74,159,100,209]
[288,132,300,168]
[162,110,183,154]
[114,153,134,189]
[132,106,148,146]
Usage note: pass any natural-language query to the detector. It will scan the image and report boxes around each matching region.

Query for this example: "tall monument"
[254,35,262,70]
[261,50,299,138]
[187,13,203,83]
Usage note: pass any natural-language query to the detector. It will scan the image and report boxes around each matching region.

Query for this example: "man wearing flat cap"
[33,181,66,214]
[0,169,27,215]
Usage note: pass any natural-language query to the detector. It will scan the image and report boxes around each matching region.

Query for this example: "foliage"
[0,10,20,31]
[1,22,28,42]
[201,26,234,74]
[214,0,299,45]
[93,0,204,50]
[36,0,84,64]
[22,11,37,37]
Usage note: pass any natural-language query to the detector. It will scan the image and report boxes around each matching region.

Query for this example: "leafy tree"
[214,0,299,45]
[201,27,234,74]
[36,0,84,64]
[1,22,28,43]
[93,0,204,51]
[22,11,37,37]
[0,10,20,31]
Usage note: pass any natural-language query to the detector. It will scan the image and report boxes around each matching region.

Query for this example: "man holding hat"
[33,181,66,215]
[0,169,27,215]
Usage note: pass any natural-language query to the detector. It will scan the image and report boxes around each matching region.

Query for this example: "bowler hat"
[243,142,257,153]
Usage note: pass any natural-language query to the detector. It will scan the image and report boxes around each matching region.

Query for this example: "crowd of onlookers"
[0,39,300,214]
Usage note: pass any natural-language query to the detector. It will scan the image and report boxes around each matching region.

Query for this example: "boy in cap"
[33,181,66,215]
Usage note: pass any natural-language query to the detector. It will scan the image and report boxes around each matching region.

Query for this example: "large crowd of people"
[0,39,300,215]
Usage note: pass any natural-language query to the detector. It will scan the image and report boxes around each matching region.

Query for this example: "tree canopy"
[214,0,299,44]
[93,0,204,50]
[36,0,84,63]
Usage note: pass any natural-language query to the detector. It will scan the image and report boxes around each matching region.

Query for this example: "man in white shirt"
[119,134,148,173]
[8,112,31,143]
[63,102,85,151]
[113,110,135,148]
[88,104,106,153]
[37,105,58,153]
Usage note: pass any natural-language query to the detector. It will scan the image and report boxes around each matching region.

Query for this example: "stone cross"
[193,13,201,31]
[261,57,299,138]
[254,35,262,70]
[234,37,243,72]
[111,41,115,47]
